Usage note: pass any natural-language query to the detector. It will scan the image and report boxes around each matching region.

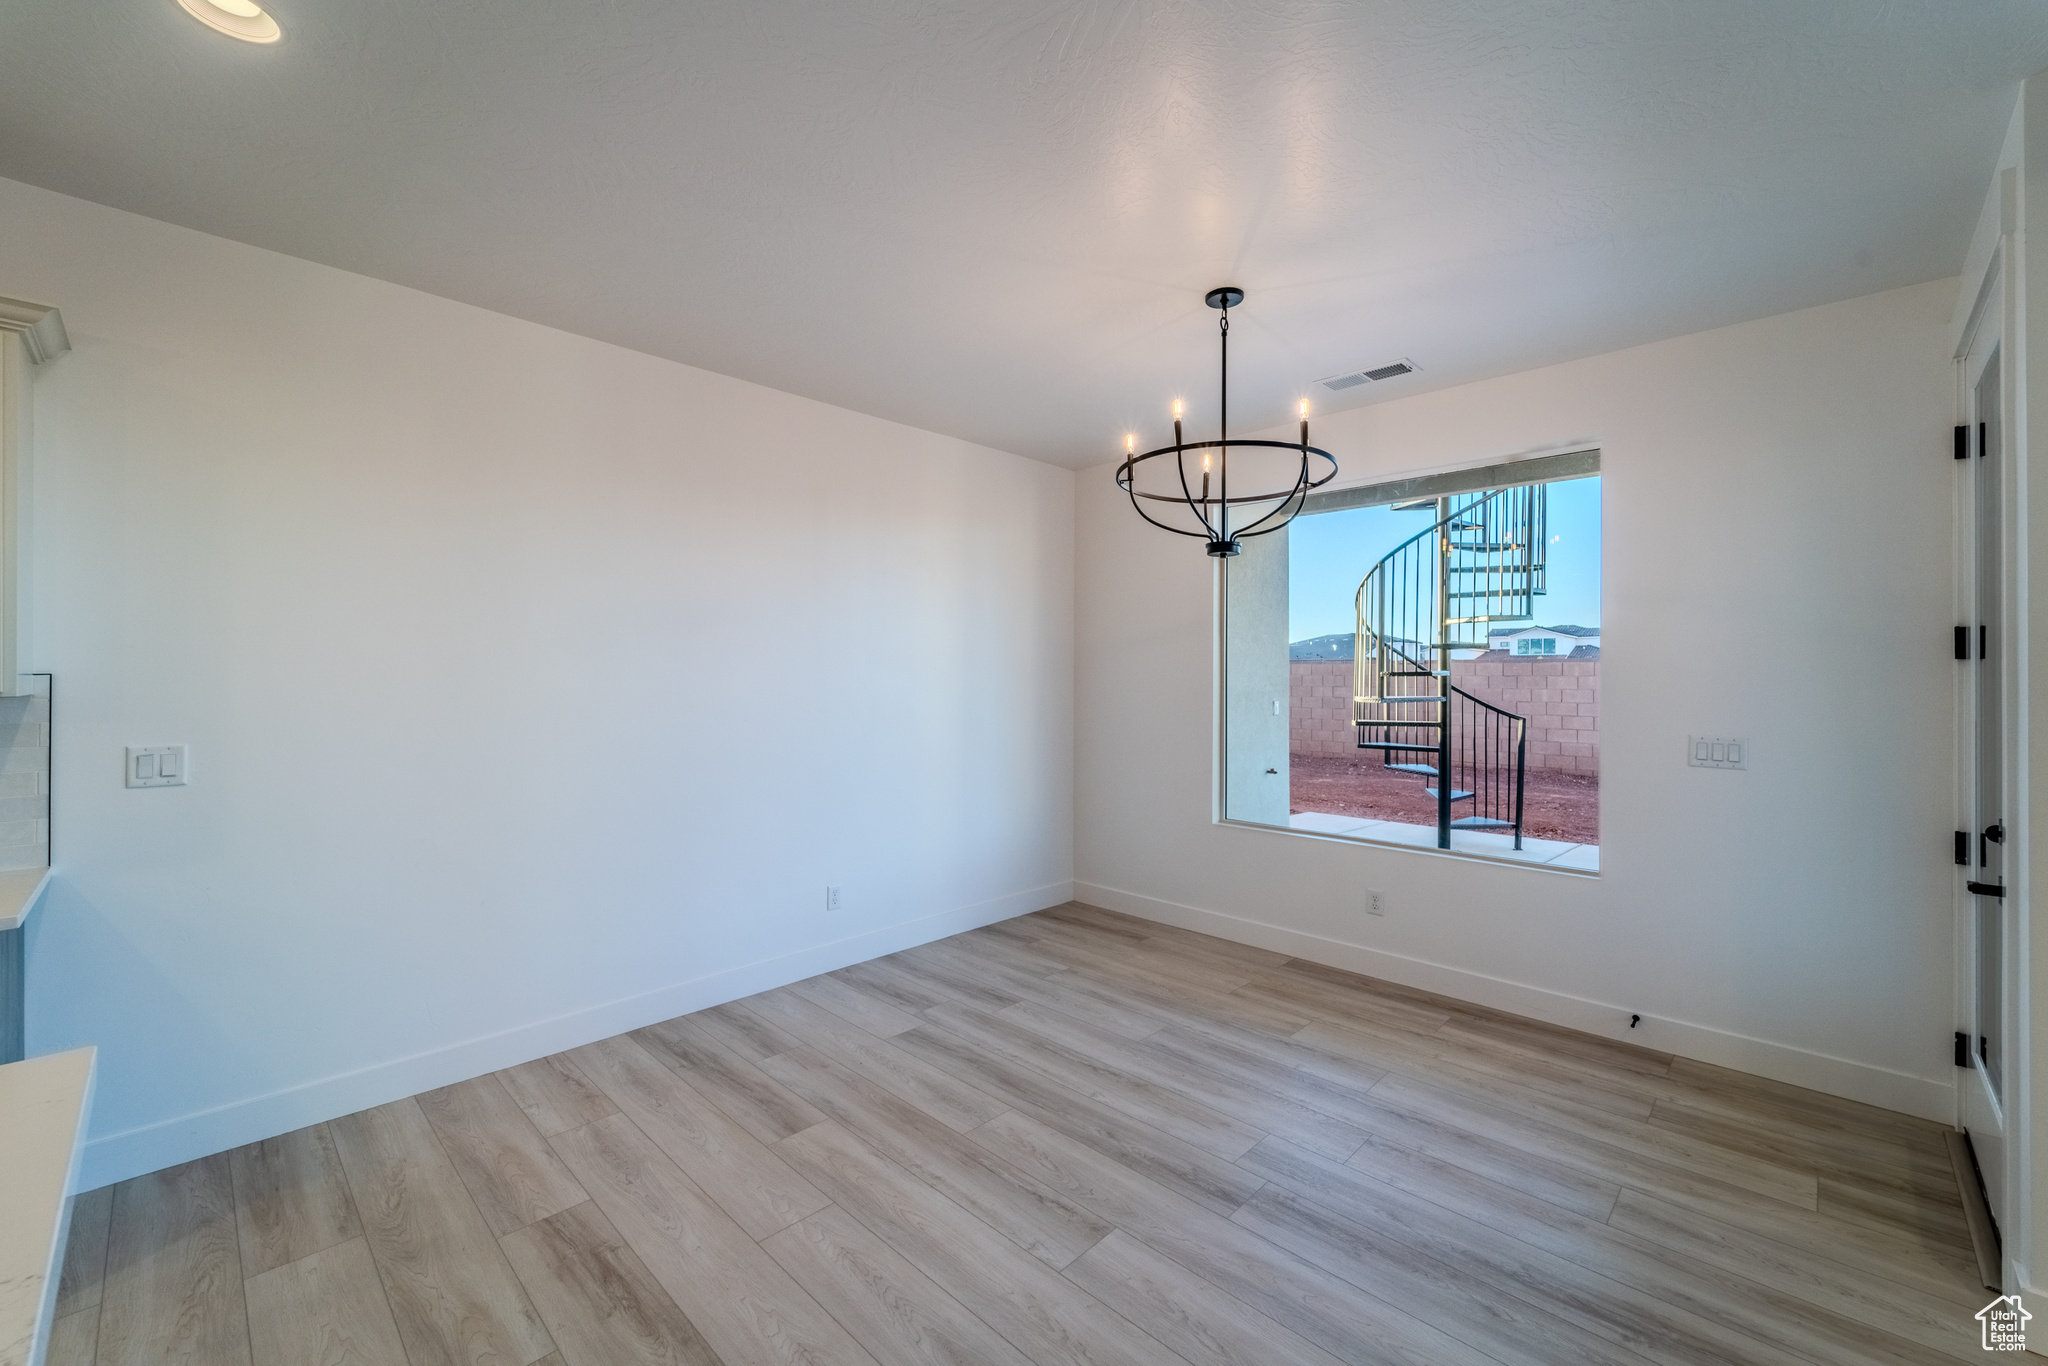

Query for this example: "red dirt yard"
[1291,753,1600,845]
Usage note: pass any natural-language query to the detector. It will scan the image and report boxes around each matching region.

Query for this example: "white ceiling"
[1,1,2042,468]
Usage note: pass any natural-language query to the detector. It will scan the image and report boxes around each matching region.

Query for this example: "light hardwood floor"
[48,903,1988,1366]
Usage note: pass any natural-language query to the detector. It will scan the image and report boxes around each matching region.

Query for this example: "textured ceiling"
[0,1,2043,467]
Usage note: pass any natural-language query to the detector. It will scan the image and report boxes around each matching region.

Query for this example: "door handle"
[1967,881,2006,898]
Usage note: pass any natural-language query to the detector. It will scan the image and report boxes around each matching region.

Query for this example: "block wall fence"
[1289,657,1599,774]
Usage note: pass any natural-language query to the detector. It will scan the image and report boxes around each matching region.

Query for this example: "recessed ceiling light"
[175,0,282,44]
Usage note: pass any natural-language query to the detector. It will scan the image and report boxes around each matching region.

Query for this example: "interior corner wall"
[1076,278,1959,1121]
[0,176,1076,1190]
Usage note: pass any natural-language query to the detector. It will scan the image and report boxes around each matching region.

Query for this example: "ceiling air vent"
[1316,358,1419,392]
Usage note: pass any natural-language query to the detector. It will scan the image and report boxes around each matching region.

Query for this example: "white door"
[1960,283,2011,1243]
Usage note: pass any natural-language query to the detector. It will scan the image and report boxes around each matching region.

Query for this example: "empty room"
[1,2,2045,1364]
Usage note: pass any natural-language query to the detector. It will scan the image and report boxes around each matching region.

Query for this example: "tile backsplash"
[0,681,50,871]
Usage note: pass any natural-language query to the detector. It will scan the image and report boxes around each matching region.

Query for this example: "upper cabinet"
[0,298,67,698]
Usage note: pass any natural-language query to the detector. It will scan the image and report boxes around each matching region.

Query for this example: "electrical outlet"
[826,885,843,912]
[1367,889,1385,917]
[1686,736,1747,770]
[126,745,188,788]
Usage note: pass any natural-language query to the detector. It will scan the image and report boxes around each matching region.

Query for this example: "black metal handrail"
[1353,638,1528,849]
[1350,486,1540,849]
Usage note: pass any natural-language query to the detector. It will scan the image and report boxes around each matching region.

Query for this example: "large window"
[1222,452,1601,871]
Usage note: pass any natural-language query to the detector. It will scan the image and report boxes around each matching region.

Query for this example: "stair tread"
[1450,817,1515,829]
[1384,764,1438,775]
[1424,788,1476,801]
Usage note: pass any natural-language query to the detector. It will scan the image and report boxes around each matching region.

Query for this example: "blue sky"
[1287,475,1601,642]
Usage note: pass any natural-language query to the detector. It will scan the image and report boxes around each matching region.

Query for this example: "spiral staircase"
[1352,484,1546,849]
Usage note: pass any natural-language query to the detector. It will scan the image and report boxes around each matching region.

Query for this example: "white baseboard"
[1074,880,1954,1124]
[77,879,1072,1190]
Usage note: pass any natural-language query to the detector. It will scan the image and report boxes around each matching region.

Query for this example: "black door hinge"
[1967,881,2006,898]
[1957,626,1971,660]
[1957,1031,1972,1067]
[1957,425,1970,460]
[1956,831,1970,866]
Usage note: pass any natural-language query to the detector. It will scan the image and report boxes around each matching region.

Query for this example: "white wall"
[1077,279,1959,1120]
[0,177,1075,1189]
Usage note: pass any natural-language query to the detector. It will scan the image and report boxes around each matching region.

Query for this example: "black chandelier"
[1116,287,1338,557]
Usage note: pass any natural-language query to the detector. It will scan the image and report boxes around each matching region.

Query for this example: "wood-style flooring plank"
[786,974,922,1038]
[1028,945,1319,1039]
[1240,1136,1790,1366]
[1047,904,1293,969]
[499,1200,724,1366]
[1231,1183,1665,1366]
[1019,924,1258,996]
[1603,1186,1984,1355]
[328,1098,555,1366]
[229,1123,363,1278]
[1340,1121,1960,1366]
[759,1044,1109,1269]
[738,988,1007,1134]
[495,1054,618,1137]
[1602,1180,1984,1307]
[567,1034,829,1241]
[893,1023,1266,1217]
[922,1002,1264,1159]
[1264,955,1477,1014]
[41,1309,98,1366]
[632,1015,829,1145]
[1434,1010,1675,1077]
[909,937,1171,1041]
[831,959,962,1015]
[1140,1025,1394,1137]
[775,1118,1183,1366]
[688,1001,806,1064]
[1818,1178,1976,1256]
[966,1108,1502,1366]
[875,946,1027,1012]
[53,1184,112,1319]
[1290,1014,1661,1121]
[96,1155,252,1366]
[548,1113,880,1366]
[416,1076,590,1238]
[1666,1056,1950,1148]
[1062,1228,1348,1366]
[992,998,1368,1160]
[1368,1073,1817,1211]
[243,1236,408,1366]
[761,1204,1037,1366]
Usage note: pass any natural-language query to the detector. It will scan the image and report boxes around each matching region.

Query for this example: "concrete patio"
[1288,810,1600,871]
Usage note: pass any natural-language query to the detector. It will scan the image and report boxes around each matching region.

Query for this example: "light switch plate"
[1686,736,1747,770]
[127,745,189,788]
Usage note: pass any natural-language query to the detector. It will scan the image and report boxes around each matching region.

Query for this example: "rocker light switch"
[127,745,189,788]
[1687,736,1747,770]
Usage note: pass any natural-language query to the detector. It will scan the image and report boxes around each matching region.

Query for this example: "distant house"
[1486,624,1600,659]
